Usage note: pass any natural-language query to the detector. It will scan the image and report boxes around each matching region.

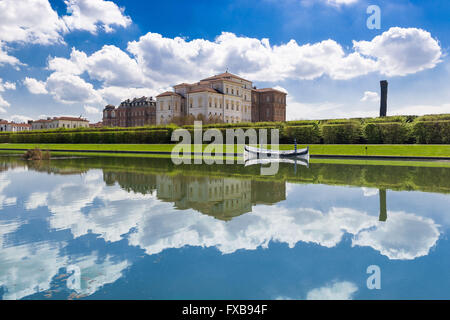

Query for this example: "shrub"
[364,122,412,144]
[413,121,450,144]
[23,148,50,160]
[283,125,320,144]
[321,123,362,144]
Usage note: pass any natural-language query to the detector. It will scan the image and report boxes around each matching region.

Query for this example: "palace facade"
[103,96,157,127]
[102,72,287,127]
[31,117,89,130]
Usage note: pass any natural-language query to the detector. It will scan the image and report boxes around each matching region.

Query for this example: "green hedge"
[364,122,412,144]
[283,125,320,144]
[413,121,450,144]
[322,123,362,144]
[0,130,172,144]
[1,113,449,144]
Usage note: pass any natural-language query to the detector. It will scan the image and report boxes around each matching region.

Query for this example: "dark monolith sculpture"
[380,80,388,117]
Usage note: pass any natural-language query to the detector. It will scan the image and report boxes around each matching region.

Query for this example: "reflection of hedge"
[322,123,362,144]
[4,156,449,194]
[413,121,450,144]
[1,113,450,144]
[364,122,412,144]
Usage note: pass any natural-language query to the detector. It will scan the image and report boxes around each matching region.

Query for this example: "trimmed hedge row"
[1,114,449,144]
[0,130,171,144]
[412,121,450,144]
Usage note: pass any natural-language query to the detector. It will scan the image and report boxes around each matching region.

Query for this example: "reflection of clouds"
[0,175,17,209]
[23,170,440,260]
[128,206,378,255]
[25,192,48,210]
[0,242,67,300]
[353,211,440,260]
[68,253,130,297]
[306,281,358,300]
[0,241,129,300]
[362,187,379,197]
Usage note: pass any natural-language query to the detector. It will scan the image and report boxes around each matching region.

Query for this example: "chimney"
[380,80,388,117]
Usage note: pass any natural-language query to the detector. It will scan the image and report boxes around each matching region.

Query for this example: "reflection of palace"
[103,171,286,220]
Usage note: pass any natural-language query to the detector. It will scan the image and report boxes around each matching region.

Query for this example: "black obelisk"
[380,80,388,117]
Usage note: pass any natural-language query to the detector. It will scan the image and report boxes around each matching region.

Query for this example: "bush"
[413,121,450,144]
[0,130,172,144]
[321,123,362,144]
[364,122,412,144]
[23,148,50,160]
[283,125,320,144]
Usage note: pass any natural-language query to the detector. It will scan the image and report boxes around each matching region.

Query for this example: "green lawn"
[1,143,449,157]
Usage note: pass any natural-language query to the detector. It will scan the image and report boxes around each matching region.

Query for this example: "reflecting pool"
[0,156,449,300]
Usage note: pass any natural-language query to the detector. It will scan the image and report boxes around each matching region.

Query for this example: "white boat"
[244,145,310,162]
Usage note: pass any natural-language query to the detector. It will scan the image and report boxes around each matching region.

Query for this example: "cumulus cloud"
[23,77,48,95]
[0,79,16,92]
[0,42,23,67]
[36,26,442,107]
[7,115,33,123]
[63,0,131,34]
[354,27,442,77]
[306,281,358,300]
[0,0,67,45]
[361,91,379,102]
[45,72,103,104]
[326,0,358,6]
[84,105,101,115]
[125,27,441,85]
[0,0,131,46]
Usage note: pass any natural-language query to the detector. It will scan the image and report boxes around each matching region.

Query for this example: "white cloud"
[125,27,441,86]
[354,27,442,77]
[273,86,289,94]
[7,115,33,123]
[306,281,358,300]
[0,0,67,45]
[0,42,23,67]
[389,103,450,116]
[0,96,10,109]
[45,72,103,104]
[0,0,131,48]
[82,45,149,87]
[63,0,131,34]
[0,78,16,92]
[97,86,160,106]
[326,0,358,6]
[23,77,48,95]
[361,91,379,102]
[84,105,101,115]
[36,27,442,108]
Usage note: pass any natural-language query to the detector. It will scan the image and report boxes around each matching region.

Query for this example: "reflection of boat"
[244,145,309,159]
[244,142,310,170]
[244,157,309,168]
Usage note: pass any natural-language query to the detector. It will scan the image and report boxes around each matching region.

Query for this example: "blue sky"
[0,0,449,123]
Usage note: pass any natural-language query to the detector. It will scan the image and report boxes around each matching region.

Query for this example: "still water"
[0,156,449,300]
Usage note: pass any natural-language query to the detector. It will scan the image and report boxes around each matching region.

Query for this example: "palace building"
[30,117,89,130]
[103,96,157,127]
[102,72,287,127]
[156,72,287,125]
